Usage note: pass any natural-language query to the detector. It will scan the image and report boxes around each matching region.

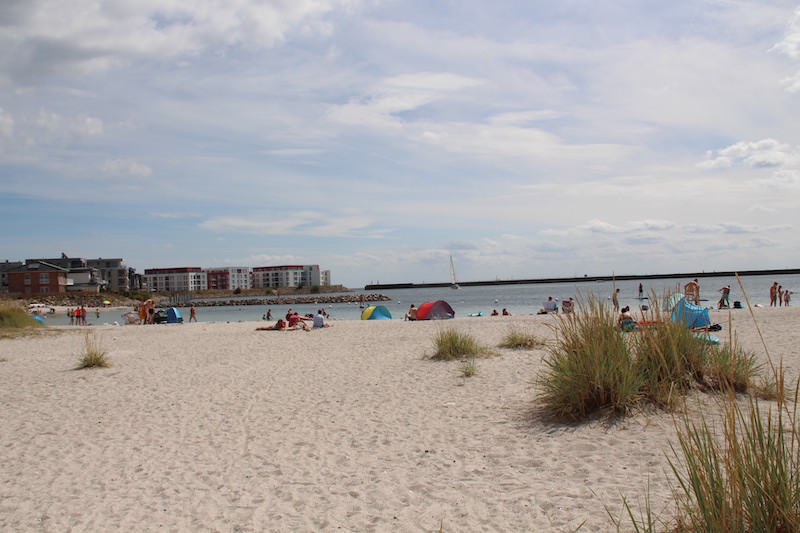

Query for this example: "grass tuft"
[77,333,110,368]
[498,328,547,350]
[430,327,493,361]
[459,358,478,378]
[535,295,643,420]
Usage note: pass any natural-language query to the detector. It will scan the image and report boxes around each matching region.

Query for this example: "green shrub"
[431,328,493,361]
[77,333,110,368]
[499,328,547,349]
[535,296,642,420]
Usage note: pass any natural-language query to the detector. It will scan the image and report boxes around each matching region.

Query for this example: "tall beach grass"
[616,276,798,533]
[536,295,643,420]
[535,293,764,421]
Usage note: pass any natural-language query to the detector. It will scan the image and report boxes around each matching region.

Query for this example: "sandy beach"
[1,306,797,532]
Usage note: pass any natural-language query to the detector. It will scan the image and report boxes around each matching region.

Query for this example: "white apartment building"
[144,267,207,292]
[252,265,331,289]
[206,266,252,290]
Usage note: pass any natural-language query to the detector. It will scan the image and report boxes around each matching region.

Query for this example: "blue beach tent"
[155,307,183,324]
[361,305,392,320]
[671,297,710,329]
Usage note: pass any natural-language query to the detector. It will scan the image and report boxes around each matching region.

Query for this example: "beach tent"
[155,307,183,324]
[416,300,455,320]
[166,307,183,323]
[361,305,392,320]
[663,292,685,312]
[671,297,710,329]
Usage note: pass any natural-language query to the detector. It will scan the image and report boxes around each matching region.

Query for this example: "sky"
[1,0,799,288]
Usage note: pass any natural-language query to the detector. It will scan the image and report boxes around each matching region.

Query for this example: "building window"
[24,273,31,285]
[40,287,49,293]
[40,273,49,283]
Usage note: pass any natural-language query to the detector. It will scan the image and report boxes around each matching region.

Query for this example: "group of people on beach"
[67,306,90,326]
[770,282,792,306]
[257,308,332,330]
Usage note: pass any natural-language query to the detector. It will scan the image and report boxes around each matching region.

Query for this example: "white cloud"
[699,138,795,169]
[200,210,388,238]
[579,219,675,234]
[0,0,363,81]
[770,6,800,60]
[750,169,800,189]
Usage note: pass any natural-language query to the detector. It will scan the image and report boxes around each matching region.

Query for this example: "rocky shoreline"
[170,293,391,307]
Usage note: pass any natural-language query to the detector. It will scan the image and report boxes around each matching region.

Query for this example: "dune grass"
[535,295,642,420]
[0,306,44,339]
[612,277,797,533]
[498,328,547,350]
[77,333,110,368]
[536,294,765,421]
[459,358,478,378]
[430,327,494,361]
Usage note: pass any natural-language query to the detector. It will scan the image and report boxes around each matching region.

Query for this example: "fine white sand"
[0,306,797,532]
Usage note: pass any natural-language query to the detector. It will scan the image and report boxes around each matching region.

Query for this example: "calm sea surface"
[40,273,799,326]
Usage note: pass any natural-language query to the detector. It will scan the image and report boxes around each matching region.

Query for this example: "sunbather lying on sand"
[256,319,294,331]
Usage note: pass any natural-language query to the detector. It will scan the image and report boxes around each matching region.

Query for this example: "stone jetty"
[170,293,391,307]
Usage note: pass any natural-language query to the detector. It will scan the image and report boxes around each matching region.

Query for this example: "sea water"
[38,273,798,326]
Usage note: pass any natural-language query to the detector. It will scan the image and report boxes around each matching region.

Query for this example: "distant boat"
[450,255,460,289]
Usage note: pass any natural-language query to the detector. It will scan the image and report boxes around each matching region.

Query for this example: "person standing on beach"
[684,279,699,305]
[770,282,779,306]
[189,305,197,322]
[612,288,620,312]
[778,285,784,307]
[717,285,731,309]
[638,283,643,299]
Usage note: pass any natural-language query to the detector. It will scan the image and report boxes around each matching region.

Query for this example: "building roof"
[6,260,70,273]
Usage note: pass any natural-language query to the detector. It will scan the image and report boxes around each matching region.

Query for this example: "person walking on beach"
[770,282,779,306]
[189,305,197,322]
[612,288,620,312]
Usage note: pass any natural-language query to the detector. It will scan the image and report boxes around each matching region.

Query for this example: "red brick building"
[6,261,70,296]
